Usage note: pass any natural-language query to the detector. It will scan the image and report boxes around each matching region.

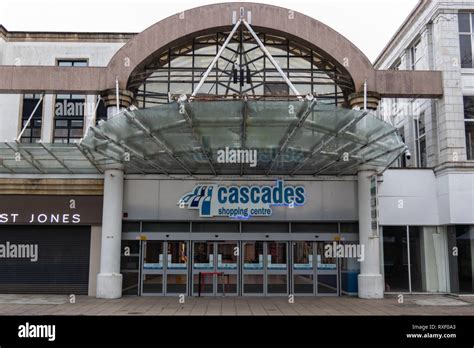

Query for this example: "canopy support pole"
[191,19,242,99]
[267,95,316,175]
[16,94,44,142]
[242,19,302,100]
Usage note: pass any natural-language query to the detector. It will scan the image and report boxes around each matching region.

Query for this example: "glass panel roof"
[0,100,406,176]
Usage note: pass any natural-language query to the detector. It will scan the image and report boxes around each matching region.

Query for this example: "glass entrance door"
[266,242,288,294]
[242,241,265,295]
[192,242,214,295]
[141,241,164,295]
[216,242,238,295]
[293,241,315,295]
[192,241,239,296]
[292,242,339,296]
[141,241,188,296]
[316,242,339,295]
[242,241,289,296]
[165,241,188,295]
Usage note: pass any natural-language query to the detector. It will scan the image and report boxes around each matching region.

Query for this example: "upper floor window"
[396,127,407,168]
[53,59,88,143]
[414,112,427,167]
[19,94,43,143]
[464,96,474,160]
[128,31,354,107]
[410,39,422,70]
[391,60,402,114]
[53,94,86,144]
[458,13,474,68]
[57,59,88,67]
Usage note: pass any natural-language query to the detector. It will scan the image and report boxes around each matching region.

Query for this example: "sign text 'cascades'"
[178,180,305,218]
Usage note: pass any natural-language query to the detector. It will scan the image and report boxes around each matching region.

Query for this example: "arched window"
[128,30,354,108]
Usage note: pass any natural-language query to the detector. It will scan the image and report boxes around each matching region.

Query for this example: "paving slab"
[0,294,472,316]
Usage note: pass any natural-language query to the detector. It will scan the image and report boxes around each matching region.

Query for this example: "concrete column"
[96,167,124,299]
[357,170,384,299]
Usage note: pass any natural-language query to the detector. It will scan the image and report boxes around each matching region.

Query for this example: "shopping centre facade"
[0,1,472,299]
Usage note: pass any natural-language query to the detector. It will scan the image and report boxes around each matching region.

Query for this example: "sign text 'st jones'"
[0,213,81,224]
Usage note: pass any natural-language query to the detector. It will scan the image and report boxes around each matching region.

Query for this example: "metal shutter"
[0,226,90,294]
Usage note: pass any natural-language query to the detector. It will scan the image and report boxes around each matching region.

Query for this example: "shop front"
[0,195,103,295]
[119,178,360,297]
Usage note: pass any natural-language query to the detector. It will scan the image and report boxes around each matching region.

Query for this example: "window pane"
[192,222,239,233]
[142,222,189,232]
[243,242,264,267]
[242,222,288,233]
[58,61,73,67]
[55,120,68,127]
[464,96,474,119]
[22,98,43,119]
[458,13,471,33]
[170,56,192,68]
[291,223,338,233]
[58,60,88,67]
[71,120,84,128]
[465,97,474,160]
[340,223,358,234]
[167,242,188,268]
[418,113,425,135]
[340,242,360,294]
[383,226,409,292]
[455,226,474,293]
[73,61,88,67]
[408,226,423,292]
[465,121,474,160]
[70,128,83,137]
[419,136,427,167]
[54,129,68,137]
[32,128,42,137]
[316,242,337,270]
[293,242,312,265]
[194,55,213,68]
[459,34,473,68]
[143,242,163,269]
[267,242,287,268]
[169,83,192,95]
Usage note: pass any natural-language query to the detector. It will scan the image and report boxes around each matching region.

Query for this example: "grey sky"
[0,0,419,62]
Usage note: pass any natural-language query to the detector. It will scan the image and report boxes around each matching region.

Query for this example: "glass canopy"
[0,100,406,175]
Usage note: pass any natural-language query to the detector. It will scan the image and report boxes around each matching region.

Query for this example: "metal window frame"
[128,28,353,106]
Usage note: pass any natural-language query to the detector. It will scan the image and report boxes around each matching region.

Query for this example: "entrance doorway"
[242,241,289,295]
[141,241,189,296]
[292,242,339,296]
[191,241,239,296]
[135,239,340,296]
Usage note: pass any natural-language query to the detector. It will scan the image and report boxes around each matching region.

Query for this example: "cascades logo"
[178,180,305,218]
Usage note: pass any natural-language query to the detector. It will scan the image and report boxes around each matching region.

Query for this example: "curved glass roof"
[128,30,355,107]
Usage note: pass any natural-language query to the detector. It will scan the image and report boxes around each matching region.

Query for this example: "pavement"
[0,294,473,315]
